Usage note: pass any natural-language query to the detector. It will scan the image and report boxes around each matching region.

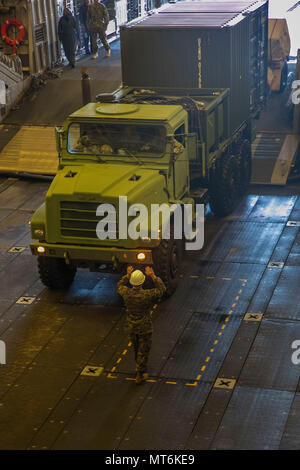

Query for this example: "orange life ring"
[1,19,25,54]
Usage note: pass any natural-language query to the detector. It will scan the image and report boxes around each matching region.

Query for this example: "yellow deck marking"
[107,373,117,379]
[190,275,199,279]
[201,365,206,371]
[196,375,201,380]
[116,358,122,364]
[221,325,226,330]
[205,356,210,362]
[122,349,128,355]
[186,382,198,386]
[166,381,177,385]
[111,366,116,372]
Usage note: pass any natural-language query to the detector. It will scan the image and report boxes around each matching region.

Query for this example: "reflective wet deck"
[0,177,300,450]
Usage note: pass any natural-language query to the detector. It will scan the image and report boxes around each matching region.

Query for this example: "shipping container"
[120,1,268,132]
[121,12,251,134]
[160,1,269,115]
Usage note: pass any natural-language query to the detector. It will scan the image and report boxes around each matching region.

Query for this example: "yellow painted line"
[210,349,214,353]
[225,317,229,322]
[238,289,243,294]
[206,276,215,279]
[196,375,201,380]
[205,356,210,362]
[186,382,198,387]
[235,296,239,301]
[221,325,226,330]
[128,342,132,347]
[122,349,128,355]
[116,358,122,364]
[146,379,157,383]
[111,366,116,372]
[201,365,206,371]
[222,277,232,281]
[228,309,233,315]
[214,340,218,345]
[107,373,117,379]
[231,303,236,308]
[126,377,136,381]
[218,332,223,336]
[153,304,158,309]
[190,275,199,279]
[166,381,177,385]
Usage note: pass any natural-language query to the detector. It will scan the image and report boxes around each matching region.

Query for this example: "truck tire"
[38,256,77,289]
[152,236,183,297]
[209,153,240,217]
[236,139,252,195]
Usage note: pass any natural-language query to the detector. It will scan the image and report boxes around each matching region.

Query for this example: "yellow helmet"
[130,270,145,286]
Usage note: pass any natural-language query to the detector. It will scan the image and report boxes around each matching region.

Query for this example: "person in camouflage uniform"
[117,265,166,384]
[86,0,110,59]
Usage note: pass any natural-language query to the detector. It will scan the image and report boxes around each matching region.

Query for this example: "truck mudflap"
[30,242,153,266]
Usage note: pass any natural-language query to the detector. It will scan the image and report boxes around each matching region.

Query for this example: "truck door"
[172,124,189,199]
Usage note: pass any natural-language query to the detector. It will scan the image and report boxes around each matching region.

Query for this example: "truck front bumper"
[30,241,153,266]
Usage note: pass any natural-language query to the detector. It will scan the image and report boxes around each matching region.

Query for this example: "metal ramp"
[0,125,57,176]
[251,131,300,185]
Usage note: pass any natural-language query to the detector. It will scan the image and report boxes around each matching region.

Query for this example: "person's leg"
[135,333,152,383]
[129,333,138,363]
[98,27,110,56]
[83,32,90,54]
[90,30,98,57]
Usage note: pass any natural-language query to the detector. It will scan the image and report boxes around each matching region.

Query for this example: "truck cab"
[30,102,192,295]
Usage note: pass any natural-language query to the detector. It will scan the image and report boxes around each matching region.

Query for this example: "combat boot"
[135,373,148,385]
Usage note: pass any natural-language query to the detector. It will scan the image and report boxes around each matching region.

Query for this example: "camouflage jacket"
[87,2,109,30]
[117,275,166,334]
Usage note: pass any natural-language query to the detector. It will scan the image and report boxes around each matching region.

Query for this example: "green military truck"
[30,2,268,295]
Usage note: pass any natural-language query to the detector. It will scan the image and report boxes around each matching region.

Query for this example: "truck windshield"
[68,122,166,157]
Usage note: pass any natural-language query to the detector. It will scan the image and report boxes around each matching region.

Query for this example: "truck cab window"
[68,122,166,157]
[174,124,186,147]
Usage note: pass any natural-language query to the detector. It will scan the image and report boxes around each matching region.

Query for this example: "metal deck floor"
[0,178,300,449]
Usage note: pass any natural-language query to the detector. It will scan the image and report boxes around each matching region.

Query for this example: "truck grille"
[60,201,116,239]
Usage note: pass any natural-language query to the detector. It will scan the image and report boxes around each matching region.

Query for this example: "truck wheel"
[152,236,182,297]
[209,153,240,217]
[236,139,252,195]
[38,256,77,289]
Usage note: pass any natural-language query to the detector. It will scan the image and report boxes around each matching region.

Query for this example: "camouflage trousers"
[129,332,152,375]
[89,27,109,53]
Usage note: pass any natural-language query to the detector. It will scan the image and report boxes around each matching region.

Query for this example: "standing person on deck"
[117,265,166,384]
[58,8,80,68]
[87,0,110,59]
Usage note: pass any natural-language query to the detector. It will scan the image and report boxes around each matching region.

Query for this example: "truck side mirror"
[55,126,65,157]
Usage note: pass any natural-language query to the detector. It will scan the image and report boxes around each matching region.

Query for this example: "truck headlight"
[137,252,146,261]
[37,246,45,254]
